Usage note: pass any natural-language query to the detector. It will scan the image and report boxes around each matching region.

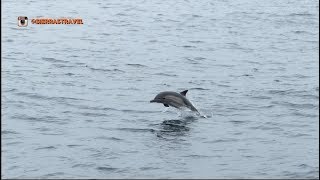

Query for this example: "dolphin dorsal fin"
[180,90,188,96]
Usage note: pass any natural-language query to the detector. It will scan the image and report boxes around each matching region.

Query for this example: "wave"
[126,63,148,68]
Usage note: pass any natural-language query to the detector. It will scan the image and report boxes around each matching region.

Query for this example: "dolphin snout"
[150,98,161,103]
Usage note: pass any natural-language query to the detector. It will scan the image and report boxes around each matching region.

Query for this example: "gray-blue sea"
[2,0,319,178]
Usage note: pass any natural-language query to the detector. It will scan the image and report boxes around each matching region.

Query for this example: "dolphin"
[150,90,200,114]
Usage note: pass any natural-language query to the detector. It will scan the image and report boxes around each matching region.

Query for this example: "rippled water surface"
[2,0,319,178]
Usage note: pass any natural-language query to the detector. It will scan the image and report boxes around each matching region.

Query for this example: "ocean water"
[2,0,319,178]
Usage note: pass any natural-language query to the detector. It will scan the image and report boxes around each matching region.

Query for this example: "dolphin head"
[150,92,167,103]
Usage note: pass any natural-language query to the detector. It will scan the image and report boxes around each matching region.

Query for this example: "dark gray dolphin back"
[179,90,198,112]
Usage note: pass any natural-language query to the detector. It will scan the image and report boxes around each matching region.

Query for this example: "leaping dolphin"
[150,90,200,114]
